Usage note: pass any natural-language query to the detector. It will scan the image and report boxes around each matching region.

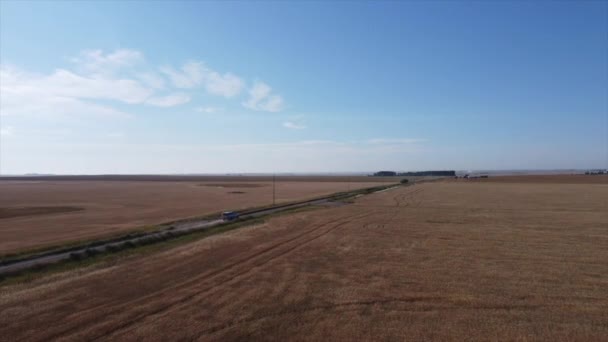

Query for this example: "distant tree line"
[585,170,606,175]
[372,170,456,177]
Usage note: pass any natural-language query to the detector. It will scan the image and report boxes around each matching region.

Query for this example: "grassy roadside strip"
[0,225,163,266]
[0,205,321,287]
[0,182,401,265]
[0,180,424,285]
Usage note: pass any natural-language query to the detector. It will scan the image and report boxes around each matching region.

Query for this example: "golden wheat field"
[1,175,606,341]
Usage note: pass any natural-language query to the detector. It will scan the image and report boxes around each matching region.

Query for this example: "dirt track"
[0,178,393,254]
[1,176,606,340]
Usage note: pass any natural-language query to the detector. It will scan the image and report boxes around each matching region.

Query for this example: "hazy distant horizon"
[0,168,603,178]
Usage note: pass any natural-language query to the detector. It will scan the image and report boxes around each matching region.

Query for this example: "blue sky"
[0,1,606,174]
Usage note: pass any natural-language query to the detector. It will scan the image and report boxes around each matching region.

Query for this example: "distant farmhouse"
[373,170,456,177]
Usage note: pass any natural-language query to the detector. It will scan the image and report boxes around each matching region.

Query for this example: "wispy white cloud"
[195,106,223,113]
[204,70,244,98]
[283,121,306,129]
[48,69,153,104]
[145,93,191,107]
[0,66,133,118]
[71,49,144,74]
[0,50,191,119]
[137,72,165,89]
[161,62,244,97]
[160,61,204,89]
[1,48,283,122]
[1,66,152,105]
[243,81,284,112]
[0,66,136,118]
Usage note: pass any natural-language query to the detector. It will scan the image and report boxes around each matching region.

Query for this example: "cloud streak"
[159,62,204,89]
[243,81,284,112]
[71,49,144,74]
[145,93,191,107]
[1,48,285,120]
[0,66,132,118]
[160,61,244,98]
[283,121,306,129]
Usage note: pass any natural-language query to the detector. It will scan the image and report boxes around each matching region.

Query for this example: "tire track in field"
[407,188,424,208]
[360,187,418,233]
[38,214,358,341]
[391,187,424,207]
[48,211,375,341]
[413,187,425,208]
[32,189,422,337]
[96,211,378,341]
[196,296,444,337]
[138,210,404,338]
[30,218,340,338]
[195,297,539,338]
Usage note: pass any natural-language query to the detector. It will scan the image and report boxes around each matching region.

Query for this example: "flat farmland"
[1,175,606,340]
[0,176,396,255]
[464,174,608,184]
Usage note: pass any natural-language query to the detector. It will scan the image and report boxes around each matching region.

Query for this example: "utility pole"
[272,173,276,206]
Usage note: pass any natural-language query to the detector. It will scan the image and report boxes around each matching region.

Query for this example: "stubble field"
[0,175,606,340]
[0,176,396,255]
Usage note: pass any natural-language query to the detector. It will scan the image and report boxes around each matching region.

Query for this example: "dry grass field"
[465,174,608,184]
[0,177,395,255]
[0,175,606,340]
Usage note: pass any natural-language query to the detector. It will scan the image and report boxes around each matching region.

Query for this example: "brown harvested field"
[0,206,84,220]
[0,177,396,255]
[1,175,607,341]
[200,183,268,188]
[462,174,608,184]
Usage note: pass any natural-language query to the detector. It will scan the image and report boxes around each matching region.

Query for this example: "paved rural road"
[0,189,399,276]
